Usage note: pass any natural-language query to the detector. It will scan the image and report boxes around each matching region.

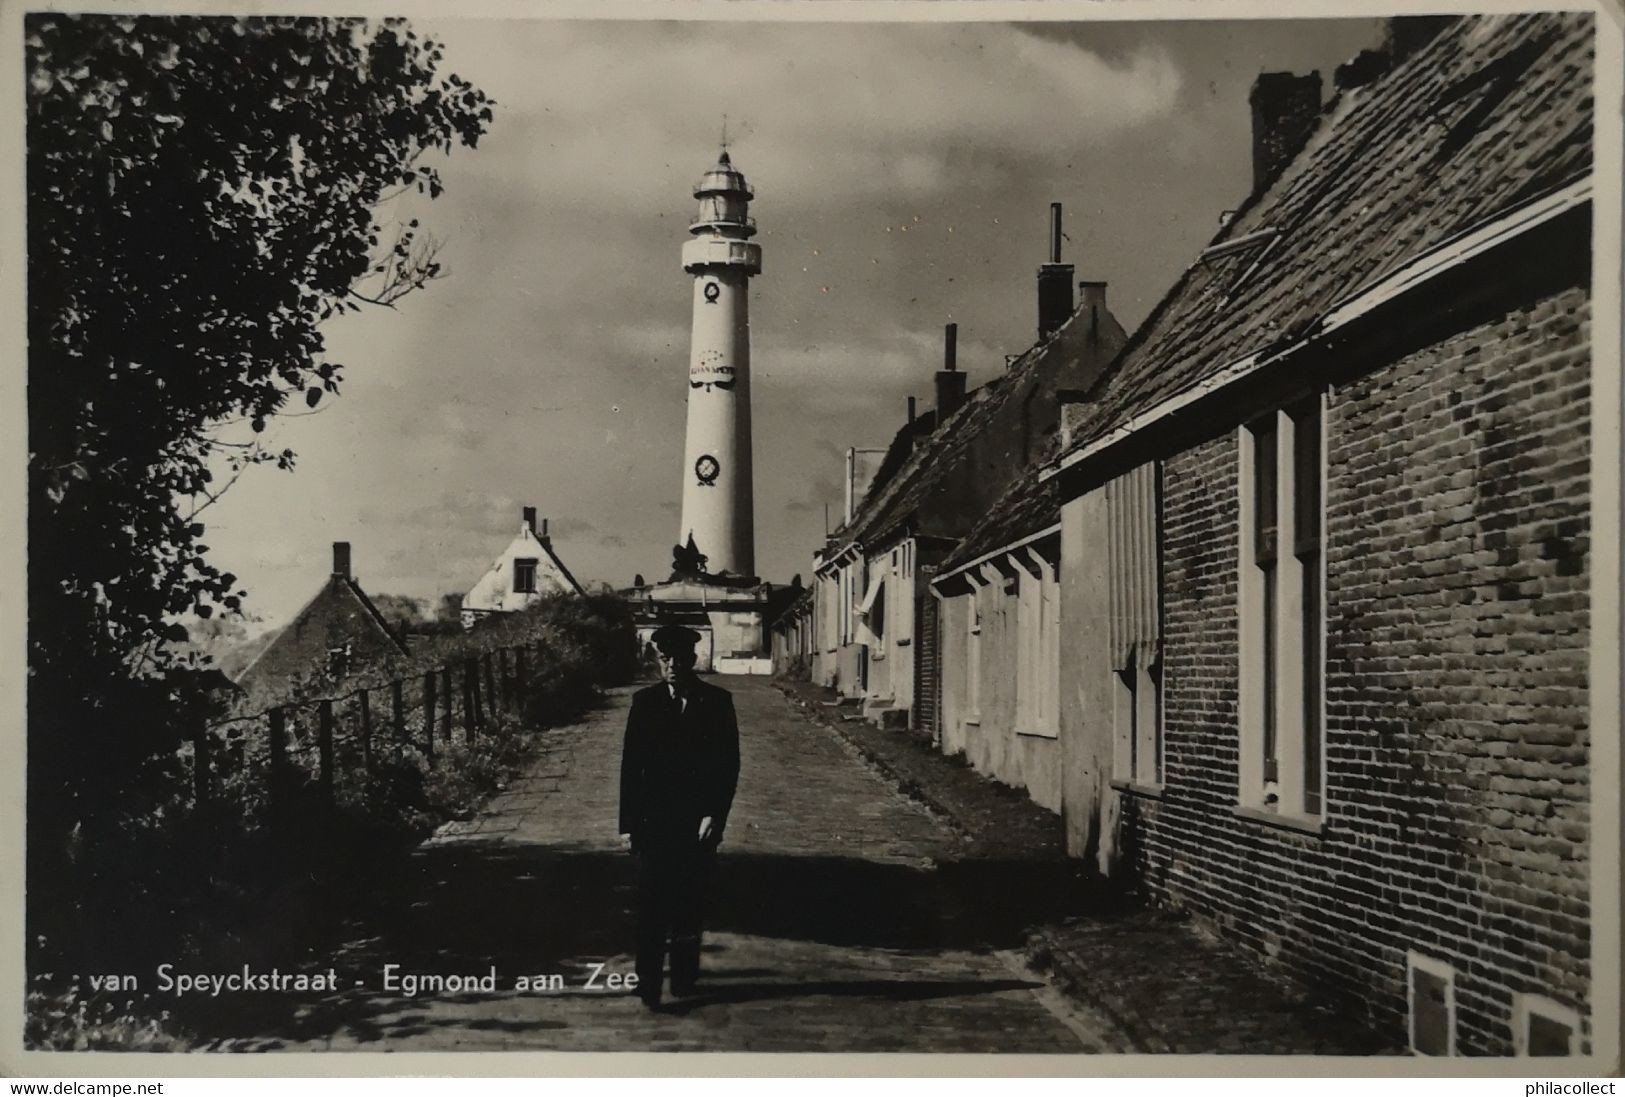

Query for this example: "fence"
[188,641,545,812]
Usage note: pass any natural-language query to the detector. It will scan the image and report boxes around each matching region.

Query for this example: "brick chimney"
[935,323,967,421]
[907,395,917,427]
[1037,202,1074,340]
[539,517,551,549]
[522,505,537,535]
[1249,71,1322,193]
[332,541,351,580]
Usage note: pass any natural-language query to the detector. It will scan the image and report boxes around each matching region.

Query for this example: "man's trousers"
[634,839,716,996]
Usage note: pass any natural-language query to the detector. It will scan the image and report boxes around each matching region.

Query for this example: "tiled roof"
[826,292,1119,561]
[868,408,938,506]
[541,538,587,596]
[941,14,1594,576]
[342,576,413,654]
[1061,12,1593,456]
[938,437,1062,573]
[833,375,1004,555]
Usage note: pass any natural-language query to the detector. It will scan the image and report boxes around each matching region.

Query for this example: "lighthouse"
[678,149,762,579]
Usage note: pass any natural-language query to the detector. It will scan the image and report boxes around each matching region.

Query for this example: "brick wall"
[1125,286,1592,1054]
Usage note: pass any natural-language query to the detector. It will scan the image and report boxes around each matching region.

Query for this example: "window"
[513,557,538,594]
[1108,462,1163,786]
[895,541,915,647]
[858,566,885,653]
[823,573,838,652]
[966,573,985,723]
[1407,952,1456,1056]
[839,565,852,645]
[1239,394,1326,817]
[326,642,351,679]
[845,562,859,644]
[1016,547,1060,738]
[1293,400,1324,814]
[1514,994,1580,1056]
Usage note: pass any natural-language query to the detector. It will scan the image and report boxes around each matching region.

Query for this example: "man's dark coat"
[618,678,741,850]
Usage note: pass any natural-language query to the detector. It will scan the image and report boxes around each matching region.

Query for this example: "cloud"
[186,16,1386,626]
[427,20,1183,215]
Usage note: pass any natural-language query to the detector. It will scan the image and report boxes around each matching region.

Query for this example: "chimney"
[539,517,551,548]
[845,448,857,521]
[332,541,351,580]
[522,506,537,535]
[907,396,917,427]
[1249,71,1322,194]
[1037,202,1074,340]
[1078,281,1107,346]
[934,323,967,421]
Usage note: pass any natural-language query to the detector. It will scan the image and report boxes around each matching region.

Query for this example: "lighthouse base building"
[628,573,775,675]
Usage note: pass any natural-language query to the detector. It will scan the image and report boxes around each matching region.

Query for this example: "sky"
[200,14,1386,629]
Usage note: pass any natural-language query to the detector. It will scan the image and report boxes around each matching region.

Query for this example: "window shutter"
[1107,462,1160,671]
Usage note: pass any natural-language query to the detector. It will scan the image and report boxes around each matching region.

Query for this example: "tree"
[26,15,493,842]
[435,592,466,626]
[368,593,432,635]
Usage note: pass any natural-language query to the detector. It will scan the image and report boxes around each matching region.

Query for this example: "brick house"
[934,13,1600,1056]
[813,208,1126,730]
[233,541,410,707]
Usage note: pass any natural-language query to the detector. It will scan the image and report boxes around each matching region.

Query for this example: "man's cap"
[649,624,703,652]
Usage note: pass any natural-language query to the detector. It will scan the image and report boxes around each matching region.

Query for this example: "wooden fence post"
[423,670,437,759]
[391,679,406,742]
[192,722,210,807]
[268,707,287,808]
[441,666,454,744]
[318,700,335,806]
[359,689,373,773]
[462,658,479,740]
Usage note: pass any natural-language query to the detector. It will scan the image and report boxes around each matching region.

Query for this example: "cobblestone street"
[269,678,1116,1053]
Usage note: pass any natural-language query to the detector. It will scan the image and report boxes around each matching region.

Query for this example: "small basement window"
[1514,994,1579,1056]
[1408,952,1456,1056]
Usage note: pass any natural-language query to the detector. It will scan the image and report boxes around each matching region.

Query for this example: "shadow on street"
[175,838,1115,1047]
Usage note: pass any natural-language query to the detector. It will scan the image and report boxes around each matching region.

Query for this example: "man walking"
[619,624,740,1010]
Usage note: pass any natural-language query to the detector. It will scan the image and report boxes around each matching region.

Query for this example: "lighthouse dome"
[694,151,754,200]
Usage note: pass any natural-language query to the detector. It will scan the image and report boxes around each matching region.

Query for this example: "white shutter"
[1107,462,1160,671]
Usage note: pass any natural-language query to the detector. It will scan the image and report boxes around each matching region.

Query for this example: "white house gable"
[462,512,584,627]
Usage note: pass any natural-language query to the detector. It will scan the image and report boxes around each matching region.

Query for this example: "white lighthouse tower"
[678,149,762,578]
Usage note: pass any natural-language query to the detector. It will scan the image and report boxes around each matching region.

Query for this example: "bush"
[497,593,636,728]
[26,591,638,1049]
[25,970,190,1052]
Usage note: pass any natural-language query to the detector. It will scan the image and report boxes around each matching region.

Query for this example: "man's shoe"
[637,989,663,1011]
[669,980,698,998]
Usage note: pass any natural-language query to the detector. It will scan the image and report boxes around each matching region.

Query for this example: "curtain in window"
[855,568,886,648]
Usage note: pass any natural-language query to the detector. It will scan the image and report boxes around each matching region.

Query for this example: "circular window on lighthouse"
[703,281,721,303]
[695,454,721,486]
